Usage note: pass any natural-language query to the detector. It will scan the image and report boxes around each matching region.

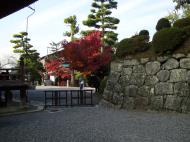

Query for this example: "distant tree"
[166,0,190,24]
[0,55,17,68]
[174,0,190,9]
[83,0,120,49]
[48,41,61,54]
[64,15,79,86]
[64,15,79,41]
[10,32,44,84]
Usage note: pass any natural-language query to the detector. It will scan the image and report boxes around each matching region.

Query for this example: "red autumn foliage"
[62,31,112,75]
[44,31,111,78]
[45,58,71,79]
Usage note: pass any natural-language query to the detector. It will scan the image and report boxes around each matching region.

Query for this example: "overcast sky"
[0,0,175,59]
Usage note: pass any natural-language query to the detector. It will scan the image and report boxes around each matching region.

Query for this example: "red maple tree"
[45,57,71,80]
[45,31,111,80]
[62,31,112,75]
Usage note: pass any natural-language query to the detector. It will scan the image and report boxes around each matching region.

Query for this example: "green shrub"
[182,25,190,37]
[116,35,149,57]
[139,29,149,36]
[98,76,108,94]
[152,27,185,54]
[156,18,171,31]
[139,30,149,42]
[87,75,100,90]
[173,17,190,28]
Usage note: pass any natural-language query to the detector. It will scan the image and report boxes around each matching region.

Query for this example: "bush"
[173,17,190,28]
[156,18,171,31]
[87,75,100,90]
[182,25,190,37]
[116,35,149,57]
[152,27,185,54]
[139,30,149,42]
[98,76,108,94]
[139,29,149,36]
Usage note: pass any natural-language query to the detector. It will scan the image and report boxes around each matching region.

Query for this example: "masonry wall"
[103,53,190,113]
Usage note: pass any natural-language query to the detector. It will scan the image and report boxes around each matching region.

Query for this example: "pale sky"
[0,0,175,60]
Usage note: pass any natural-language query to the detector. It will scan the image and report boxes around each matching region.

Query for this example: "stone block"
[162,58,179,70]
[111,61,123,72]
[145,61,160,75]
[129,73,145,87]
[133,65,145,73]
[109,72,120,83]
[122,67,132,75]
[151,96,163,110]
[165,95,182,111]
[155,82,173,95]
[125,85,138,97]
[114,83,122,93]
[138,86,150,97]
[112,93,123,105]
[169,69,187,82]
[186,71,190,83]
[180,58,190,69]
[119,75,130,85]
[172,53,185,59]
[174,83,189,97]
[145,75,159,86]
[156,70,170,82]
[134,96,149,110]
[124,59,139,66]
[150,88,155,96]
[123,97,135,110]
[181,97,190,113]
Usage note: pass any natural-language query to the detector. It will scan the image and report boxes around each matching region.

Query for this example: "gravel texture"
[0,106,190,142]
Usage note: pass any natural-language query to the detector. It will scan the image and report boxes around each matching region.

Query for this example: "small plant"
[156,18,171,31]
[152,27,185,54]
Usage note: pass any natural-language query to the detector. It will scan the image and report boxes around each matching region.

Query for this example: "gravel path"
[0,106,190,142]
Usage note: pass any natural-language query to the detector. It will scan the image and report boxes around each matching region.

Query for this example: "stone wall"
[103,53,190,113]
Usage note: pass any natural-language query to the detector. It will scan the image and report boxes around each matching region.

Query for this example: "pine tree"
[64,15,79,86]
[64,15,79,41]
[83,0,120,48]
[10,32,44,84]
[10,32,37,56]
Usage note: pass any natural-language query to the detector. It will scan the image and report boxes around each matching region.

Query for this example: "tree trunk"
[70,69,75,86]
[20,57,27,105]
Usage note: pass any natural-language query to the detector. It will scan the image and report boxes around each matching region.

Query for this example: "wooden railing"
[44,89,94,108]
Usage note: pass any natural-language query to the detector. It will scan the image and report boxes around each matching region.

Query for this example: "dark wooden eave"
[0,0,38,19]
